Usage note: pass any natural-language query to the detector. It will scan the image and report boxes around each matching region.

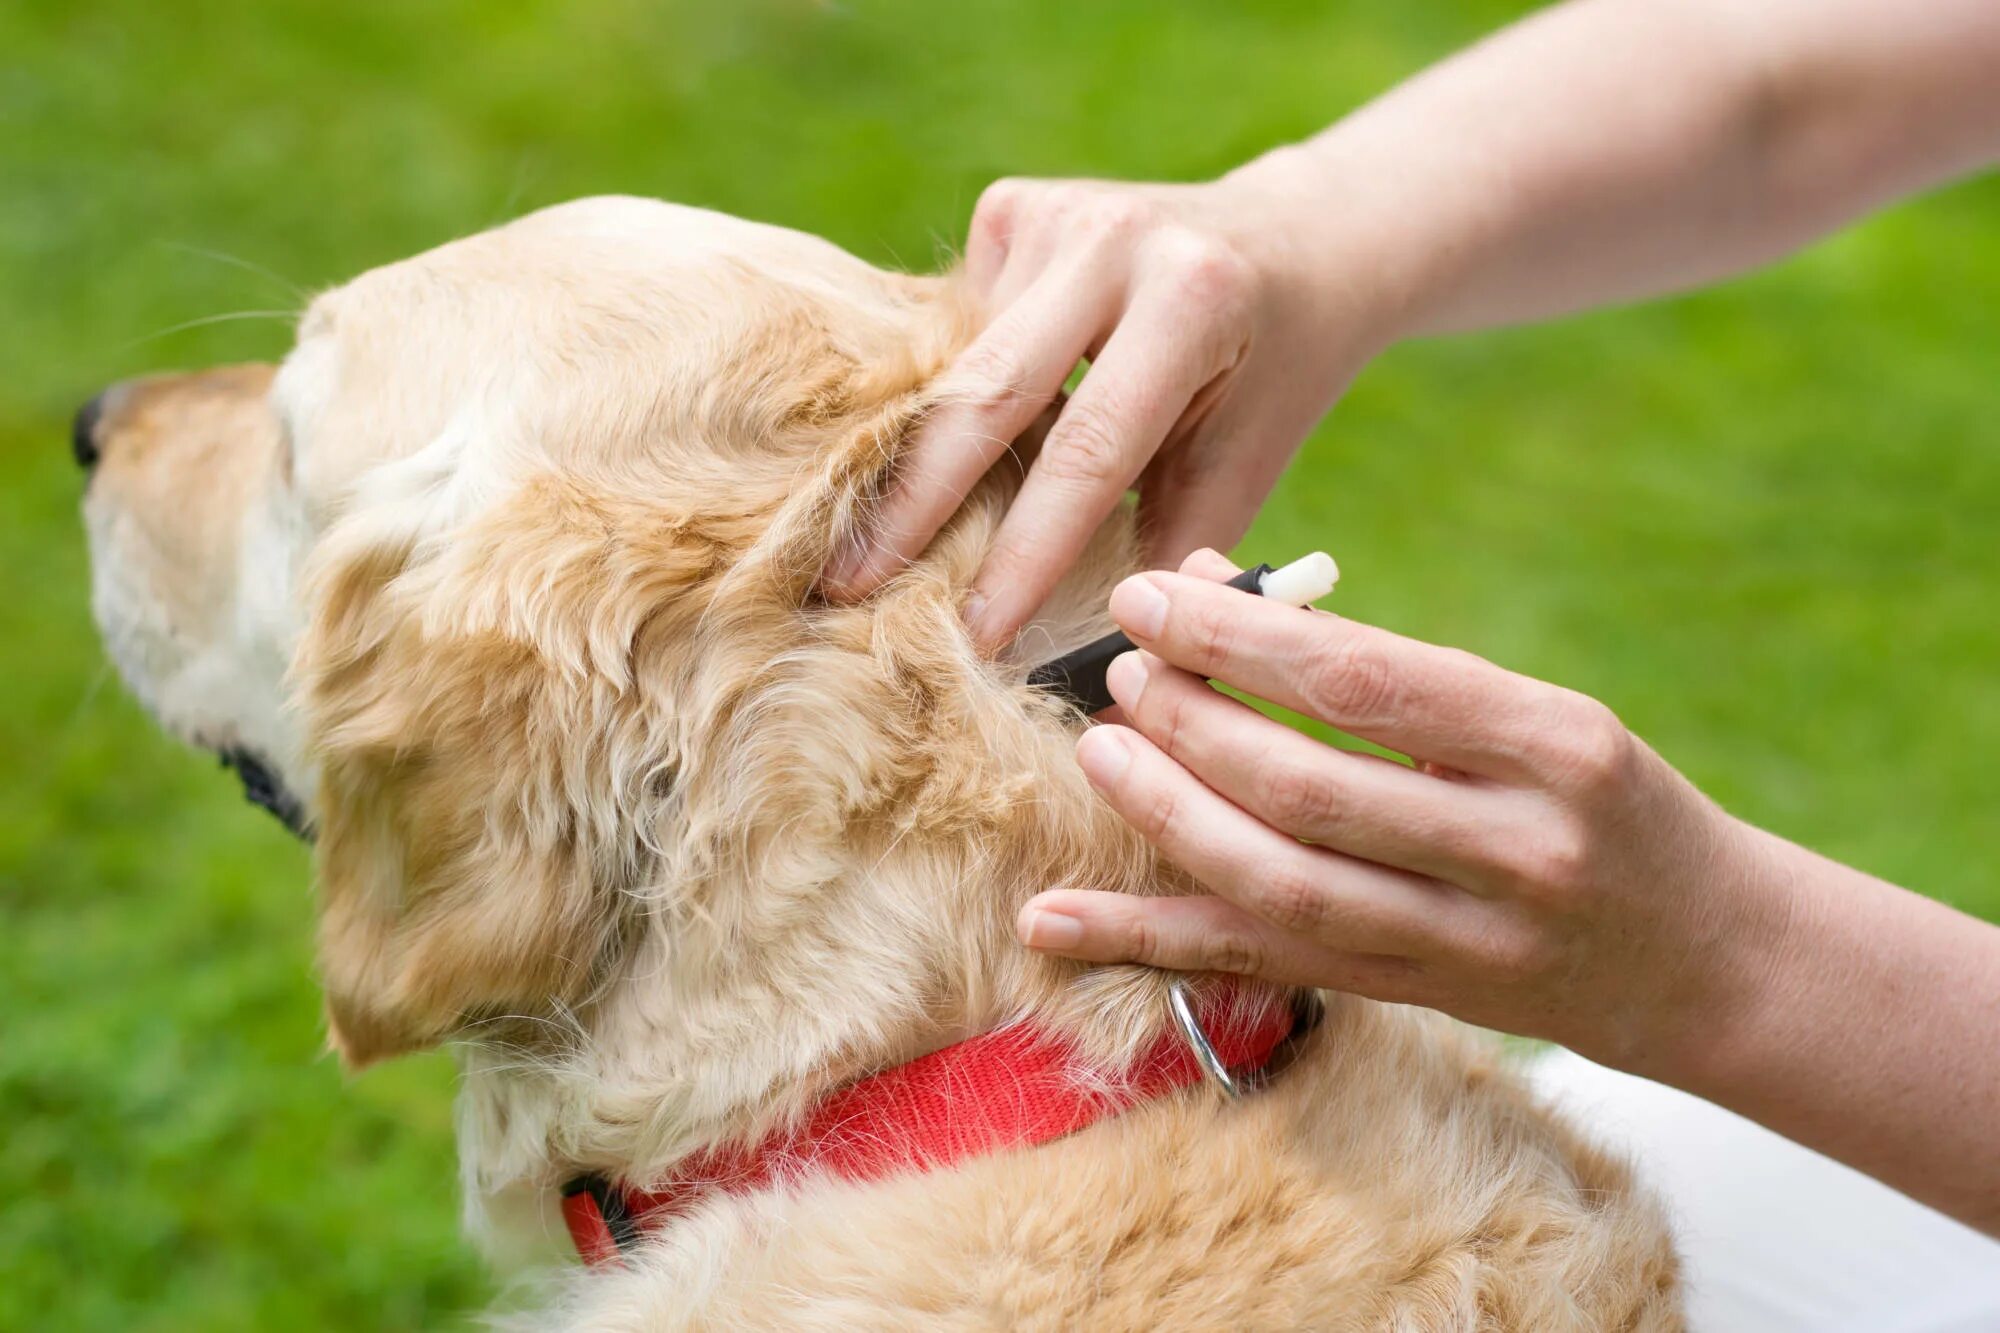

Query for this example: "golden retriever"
[79,196,1680,1329]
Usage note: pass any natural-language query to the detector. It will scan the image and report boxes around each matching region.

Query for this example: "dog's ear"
[296,492,701,1067]
[313,732,612,1067]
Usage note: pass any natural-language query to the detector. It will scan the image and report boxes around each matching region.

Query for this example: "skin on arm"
[820,0,2000,647]
[1017,551,2000,1236]
[1254,0,2000,336]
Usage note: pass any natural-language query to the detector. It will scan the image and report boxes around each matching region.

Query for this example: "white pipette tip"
[1257,551,1340,608]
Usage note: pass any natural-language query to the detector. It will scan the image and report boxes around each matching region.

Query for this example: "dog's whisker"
[157,241,312,303]
[491,151,544,227]
[118,308,299,352]
[58,660,115,739]
[47,662,123,776]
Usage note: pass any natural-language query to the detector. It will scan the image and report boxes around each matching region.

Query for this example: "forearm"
[1230,0,2000,339]
[1663,826,2000,1235]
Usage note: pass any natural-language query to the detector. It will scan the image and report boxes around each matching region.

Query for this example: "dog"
[78,196,1680,1329]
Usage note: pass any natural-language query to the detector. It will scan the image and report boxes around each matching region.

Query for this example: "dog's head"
[83,199,1150,1093]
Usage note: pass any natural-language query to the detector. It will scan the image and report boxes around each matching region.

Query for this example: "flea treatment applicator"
[1026,551,1340,714]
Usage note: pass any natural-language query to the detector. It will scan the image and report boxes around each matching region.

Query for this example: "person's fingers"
[821,264,1114,599]
[960,177,1030,295]
[1017,889,1425,996]
[1175,547,1241,581]
[1106,571,1583,783]
[1103,651,1520,884]
[964,293,1236,648]
[1072,723,1462,956]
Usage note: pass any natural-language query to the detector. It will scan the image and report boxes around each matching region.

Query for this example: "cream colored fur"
[83,196,1681,1329]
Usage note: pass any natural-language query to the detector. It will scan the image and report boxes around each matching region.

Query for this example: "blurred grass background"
[1,0,1994,1325]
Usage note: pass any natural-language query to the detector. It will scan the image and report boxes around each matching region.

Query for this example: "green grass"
[2,0,1995,1326]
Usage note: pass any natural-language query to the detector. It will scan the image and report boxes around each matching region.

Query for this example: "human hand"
[820,170,1395,650]
[1018,550,1796,1076]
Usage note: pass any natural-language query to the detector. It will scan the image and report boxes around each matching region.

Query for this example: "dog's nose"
[71,390,108,470]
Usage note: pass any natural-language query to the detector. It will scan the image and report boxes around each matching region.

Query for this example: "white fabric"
[1529,1047,2000,1331]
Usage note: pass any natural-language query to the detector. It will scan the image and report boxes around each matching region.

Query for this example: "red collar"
[561,981,1312,1266]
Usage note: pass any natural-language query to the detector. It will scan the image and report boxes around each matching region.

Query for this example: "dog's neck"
[454,507,1183,1250]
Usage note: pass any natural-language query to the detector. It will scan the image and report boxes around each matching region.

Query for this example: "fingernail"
[1105,651,1147,709]
[1109,574,1168,640]
[962,590,988,632]
[1019,905,1085,950]
[825,536,867,592]
[1075,727,1134,787]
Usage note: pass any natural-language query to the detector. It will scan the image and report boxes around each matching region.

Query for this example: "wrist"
[1218,120,1503,349]
[1627,823,2000,1231]
[1589,812,1809,1090]
[1210,143,1432,359]
[1641,821,1833,1096]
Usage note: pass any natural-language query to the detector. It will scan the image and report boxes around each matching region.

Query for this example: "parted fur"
[82,196,1680,1329]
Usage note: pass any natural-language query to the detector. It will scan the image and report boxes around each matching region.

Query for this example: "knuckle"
[1548,694,1635,793]
[1299,634,1400,726]
[1040,397,1130,488]
[972,177,1030,238]
[1120,910,1164,965]
[951,338,1034,408]
[1143,677,1194,758]
[1073,192,1150,243]
[1251,863,1331,936]
[1202,930,1266,978]
[1255,758,1338,835]
[1135,781,1182,845]
[1500,820,1594,902]
[1039,180,1090,214]
[1153,229,1257,311]
[1177,597,1242,674]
